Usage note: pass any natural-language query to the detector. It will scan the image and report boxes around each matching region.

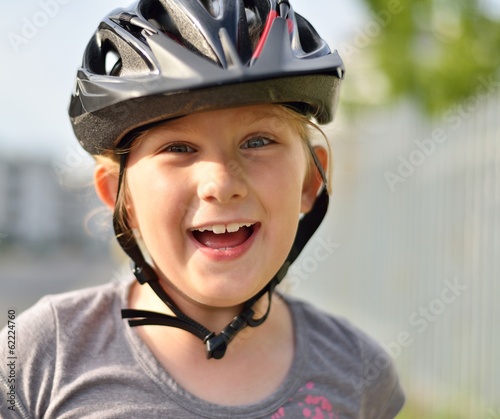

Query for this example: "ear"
[94,164,119,210]
[301,145,328,213]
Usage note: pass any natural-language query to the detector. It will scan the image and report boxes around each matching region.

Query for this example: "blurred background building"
[1,0,499,417]
[0,158,93,243]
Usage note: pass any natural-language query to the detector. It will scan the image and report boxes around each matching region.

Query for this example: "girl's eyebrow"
[139,119,195,144]
[244,111,298,136]
[142,107,287,142]
[243,109,286,125]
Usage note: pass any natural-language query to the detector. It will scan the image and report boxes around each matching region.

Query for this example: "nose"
[197,159,248,204]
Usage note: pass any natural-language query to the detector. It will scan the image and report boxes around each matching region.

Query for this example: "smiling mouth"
[190,223,257,250]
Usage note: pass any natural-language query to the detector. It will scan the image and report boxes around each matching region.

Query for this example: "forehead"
[141,104,301,137]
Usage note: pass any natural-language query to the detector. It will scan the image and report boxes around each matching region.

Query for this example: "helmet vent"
[198,0,221,19]
[244,0,269,24]
[295,14,327,57]
[244,6,264,52]
[104,47,122,76]
[97,30,151,77]
[142,0,182,41]
[142,0,220,64]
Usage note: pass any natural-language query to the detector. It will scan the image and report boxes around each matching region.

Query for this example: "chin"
[181,272,268,307]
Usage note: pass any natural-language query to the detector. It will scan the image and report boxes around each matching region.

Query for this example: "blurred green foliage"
[359,0,500,116]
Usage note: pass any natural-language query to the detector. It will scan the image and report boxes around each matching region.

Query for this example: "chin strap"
[115,143,329,360]
[121,268,278,359]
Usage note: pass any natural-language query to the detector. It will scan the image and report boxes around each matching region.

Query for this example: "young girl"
[1,0,404,417]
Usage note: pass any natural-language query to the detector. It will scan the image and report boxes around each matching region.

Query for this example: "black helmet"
[69,0,344,155]
[69,0,344,359]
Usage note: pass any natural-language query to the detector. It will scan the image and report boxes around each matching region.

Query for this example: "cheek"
[125,166,184,235]
[260,153,307,232]
[278,149,309,204]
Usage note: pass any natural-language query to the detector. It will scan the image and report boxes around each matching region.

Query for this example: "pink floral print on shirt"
[271,382,340,419]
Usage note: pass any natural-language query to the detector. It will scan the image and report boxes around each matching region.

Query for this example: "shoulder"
[0,281,116,353]
[10,278,131,359]
[0,279,131,418]
[7,279,128,342]
[44,279,128,325]
[286,295,379,358]
[1,278,130,358]
[284,295,405,418]
[42,277,128,311]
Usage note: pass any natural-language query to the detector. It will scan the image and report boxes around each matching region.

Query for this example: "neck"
[128,277,290,364]
[128,277,271,339]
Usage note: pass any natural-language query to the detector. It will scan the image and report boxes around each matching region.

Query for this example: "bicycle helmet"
[69,0,344,359]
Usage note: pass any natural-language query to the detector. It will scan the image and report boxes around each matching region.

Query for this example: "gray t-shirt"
[0,278,404,418]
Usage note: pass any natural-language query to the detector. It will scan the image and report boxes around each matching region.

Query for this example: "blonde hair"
[95,105,332,241]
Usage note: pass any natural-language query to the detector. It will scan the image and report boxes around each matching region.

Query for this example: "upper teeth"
[193,223,254,234]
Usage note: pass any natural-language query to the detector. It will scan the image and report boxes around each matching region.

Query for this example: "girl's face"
[125,105,319,309]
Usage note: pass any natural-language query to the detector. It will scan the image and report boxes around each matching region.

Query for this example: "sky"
[0,0,365,160]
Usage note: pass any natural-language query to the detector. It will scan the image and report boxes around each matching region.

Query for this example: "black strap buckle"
[204,308,254,359]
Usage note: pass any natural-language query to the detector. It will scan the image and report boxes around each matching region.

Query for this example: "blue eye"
[163,143,195,153]
[242,137,272,149]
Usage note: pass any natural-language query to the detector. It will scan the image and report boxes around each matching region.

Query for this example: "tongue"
[193,227,252,250]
